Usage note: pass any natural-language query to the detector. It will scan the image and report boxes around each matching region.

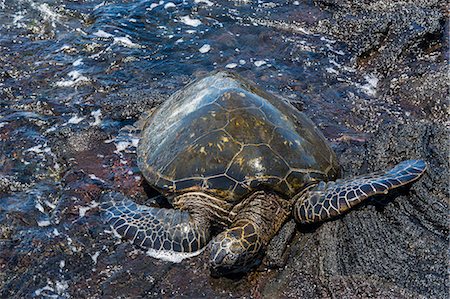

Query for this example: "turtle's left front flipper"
[100,192,210,253]
[294,160,426,224]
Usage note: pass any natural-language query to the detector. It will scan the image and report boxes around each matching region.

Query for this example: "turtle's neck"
[173,192,234,228]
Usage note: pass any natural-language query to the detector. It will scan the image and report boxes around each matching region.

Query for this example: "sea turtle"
[101,71,426,275]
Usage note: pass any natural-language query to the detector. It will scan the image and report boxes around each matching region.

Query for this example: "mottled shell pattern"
[138,71,339,203]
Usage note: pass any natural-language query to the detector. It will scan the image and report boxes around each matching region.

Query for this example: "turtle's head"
[209,223,262,276]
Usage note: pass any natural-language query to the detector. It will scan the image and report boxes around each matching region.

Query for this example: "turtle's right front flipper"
[294,160,426,224]
[100,192,209,253]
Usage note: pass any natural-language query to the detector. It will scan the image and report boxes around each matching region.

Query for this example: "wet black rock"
[264,219,297,269]
[261,120,448,298]
[314,0,448,127]
[99,88,167,120]
[315,0,445,73]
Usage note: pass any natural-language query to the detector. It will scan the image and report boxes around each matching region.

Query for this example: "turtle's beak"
[209,233,239,276]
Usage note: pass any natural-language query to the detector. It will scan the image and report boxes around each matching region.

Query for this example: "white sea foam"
[79,201,99,218]
[326,43,345,55]
[45,126,57,133]
[34,284,54,297]
[113,36,143,48]
[329,59,341,68]
[37,219,51,227]
[115,141,129,153]
[93,29,113,38]
[31,3,62,28]
[325,67,339,74]
[55,280,68,295]
[35,201,45,213]
[195,0,214,6]
[147,0,164,10]
[113,134,139,155]
[93,1,106,10]
[55,70,90,87]
[45,200,56,209]
[25,144,53,158]
[67,237,79,252]
[146,247,205,263]
[180,16,202,27]
[76,28,88,35]
[88,174,105,183]
[12,12,25,28]
[164,2,176,9]
[90,109,102,126]
[26,144,46,153]
[254,60,266,67]
[72,58,83,66]
[358,74,379,96]
[198,44,211,53]
[320,36,336,44]
[57,44,71,52]
[90,251,101,264]
[67,115,84,124]
[34,280,69,298]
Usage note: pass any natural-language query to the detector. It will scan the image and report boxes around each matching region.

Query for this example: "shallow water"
[0,0,383,198]
[1,0,384,137]
[0,0,378,218]
[1,0,436,297]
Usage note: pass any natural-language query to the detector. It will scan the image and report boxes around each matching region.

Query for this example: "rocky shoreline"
[0,1,448,298]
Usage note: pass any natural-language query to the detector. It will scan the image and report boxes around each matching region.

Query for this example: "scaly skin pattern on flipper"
[101,192,210,253]
[294,160,426,224]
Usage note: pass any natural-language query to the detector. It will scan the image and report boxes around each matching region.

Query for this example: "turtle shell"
[138,71,340,202]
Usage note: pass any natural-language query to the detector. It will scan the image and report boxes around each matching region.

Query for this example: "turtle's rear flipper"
[294,160,426,224]
[100,192,209,253]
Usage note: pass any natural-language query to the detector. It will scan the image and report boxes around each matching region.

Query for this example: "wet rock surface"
[315,1,445,71]
[314,0,448,126]
[261,121,448,299]
[0,0,448,298]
